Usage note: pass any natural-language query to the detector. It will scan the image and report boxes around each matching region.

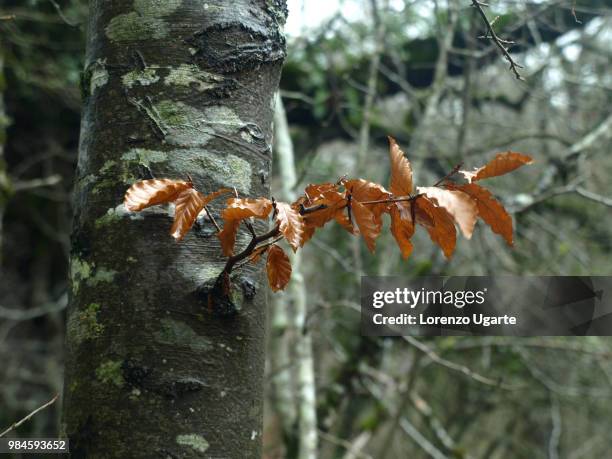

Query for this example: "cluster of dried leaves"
[124,137,532,292]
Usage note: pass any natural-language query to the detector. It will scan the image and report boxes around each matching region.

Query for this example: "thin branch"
[318,430,373,459]
[471,0,524,80]
[575,187,612,208]
[403,336,523,390]
[0,394,59,437]
[399,417,448,459]
[203,205,221,232]
[0,298,67,322]
[12,174,62,192]
[433,162,463,187]
[47,0,80,26]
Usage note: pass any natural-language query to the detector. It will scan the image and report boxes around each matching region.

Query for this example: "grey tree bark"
[61,1,287,457]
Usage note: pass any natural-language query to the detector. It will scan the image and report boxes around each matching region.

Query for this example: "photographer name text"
[371,287,517,327]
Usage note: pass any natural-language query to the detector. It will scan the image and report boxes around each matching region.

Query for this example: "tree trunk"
[270,95,318,458]
[62,1,287,457]
[0,48,9,264]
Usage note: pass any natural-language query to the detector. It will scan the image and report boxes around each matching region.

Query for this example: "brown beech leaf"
[345,179,390,203]
[222,197,273,221]
[460,152,533,182]
[301,225,317,246]
[275,202,304,252]
[448,183,514,246]
[267,244,292,292]
[390,201,414,259]
[304,182,338,200]
[218,219,241,257]
[417,186,478,239]
[414,202,435,228]
[302,192,347,229]
[170,188,207,241]
[345,179,391,225]
[388,136,413,196]
[351,200,382,253]
[124,179,192,212]
[335,209,356,234]
[415,197,456,258]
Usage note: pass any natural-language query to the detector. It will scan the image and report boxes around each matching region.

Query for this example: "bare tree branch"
[0,394,59,438]
[471,0,524,80]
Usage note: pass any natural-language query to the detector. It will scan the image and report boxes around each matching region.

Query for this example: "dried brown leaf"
[304,182,338,200]
[267,244,292,292]
[415,197,456,258]
[124,179,192,212]
[351,200,382,253]
[170,188,207,241]
[302,193,347,229]
[345,179,391,225]
[460,152,533,182]
[222,197,273,221]
[448,183,514,246]
[275,202,304,252]
[390,201,414,259]
[301,225,317,246]
[418,186,478,239]
[388,136,413,196]
[218,219,241,257]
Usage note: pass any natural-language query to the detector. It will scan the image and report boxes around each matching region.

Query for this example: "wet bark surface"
[62,1,287,457]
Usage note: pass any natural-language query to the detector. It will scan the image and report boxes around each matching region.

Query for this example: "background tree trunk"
[270,95,318,458]
[0,48,9,263]
[61,1,287,457]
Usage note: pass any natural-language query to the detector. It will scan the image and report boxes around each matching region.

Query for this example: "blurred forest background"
[1,0,611,457]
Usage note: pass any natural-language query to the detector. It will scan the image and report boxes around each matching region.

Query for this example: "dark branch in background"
[0,394,59,438]
[471,0,524,80]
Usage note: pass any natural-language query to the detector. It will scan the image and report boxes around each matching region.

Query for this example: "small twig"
[360,194,423,206]
[471,0,524,80]
[0,394,59,438]
[222,225,281,275]
[13,174,62,192]
[433,162,463,187]
[47,0,80,26]
[203,205,221,232]
[574,187,612,208]
[233,235,284,271]
[403,336,522,390]
[299,203,328,215]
